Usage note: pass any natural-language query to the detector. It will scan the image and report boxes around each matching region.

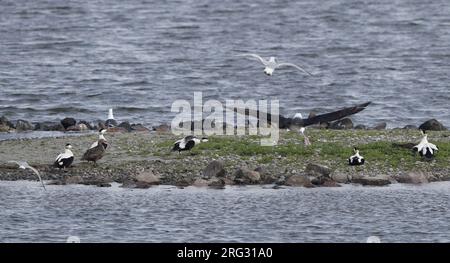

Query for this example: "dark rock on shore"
[352,175,391,186]
[34,122,65,131]
[305,163,332,178]
[118,122,133,132]
[121,170,160,189]
[105,119,118,127]
[331,173,351,184]
[354,124,367,130]
[233,167,261,184]
[61,118,76,130]
[203,160,226,179]
[330,118,353,130]
[208,178,226,189]
[419,119,446,131]
[78,120,94,130]
[66,123,89,132]
[395,172,428,184]
[285,175,314,187]
[0,116,13,132]
[15,119,34,131]
[372,122,387,130]
[107,126,129,133]
[153,124,170,133]
[1,116,14,128]
[403,125,417,130]
[255,166,277,184]
[130,124,150,132]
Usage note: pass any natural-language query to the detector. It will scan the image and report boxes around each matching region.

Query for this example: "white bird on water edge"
[236,53,313,76]
[8,161,46,190]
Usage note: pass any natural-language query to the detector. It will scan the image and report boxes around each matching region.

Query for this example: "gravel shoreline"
[0,128,449,189]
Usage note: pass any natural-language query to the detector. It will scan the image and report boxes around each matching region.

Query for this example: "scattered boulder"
[403,125,417,130]
[419,119,446,131]
[15,119,34,131]
[396,172,428,184]
[331,173,351,184]
[275,175,287,186]
[352,175,391,186]
[330,118,353,130]
[311,177,341,187]
[208,178,226,189]
[105,119,118,127]
[0,116,14,128]
[120,170,161,189]
[285,175,314,188]
[354,124,367,130]
[66,123,89,132]
[118,122,132,132]
[107,126,128,133]
[305,163,332,178]
[153,124,170,133]
[192,178,209,187]
[131,124,150,132]
[78,120,94,130]
[175,179,191,188]
[0,124,10,132]
[321,178,341,187]
[372,122,387,130]
[0,116,13,132]
[34,122,65,131]
[233,167,261,185]
[203,160,226,179]
[135,170,160,185]
[255,166,276,184]
[96,183,112,187]
[61,118,76,130]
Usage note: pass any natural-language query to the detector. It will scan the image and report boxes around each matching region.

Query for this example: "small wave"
[47,107,94,114]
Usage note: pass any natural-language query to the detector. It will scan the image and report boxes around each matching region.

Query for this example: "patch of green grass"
[152,130,450,171]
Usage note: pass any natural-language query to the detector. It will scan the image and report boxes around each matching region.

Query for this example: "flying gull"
[236,53,313,76]
[8,161,46,190]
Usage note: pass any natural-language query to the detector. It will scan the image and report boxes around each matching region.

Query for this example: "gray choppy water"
[1,0,450,128]
[0,181,449,243]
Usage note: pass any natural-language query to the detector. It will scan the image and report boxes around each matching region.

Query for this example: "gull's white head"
[108,109,114,120]
[299,127,306,134]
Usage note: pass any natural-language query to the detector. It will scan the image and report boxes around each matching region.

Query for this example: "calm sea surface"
[1,0,450,128]
[0,181,449,243]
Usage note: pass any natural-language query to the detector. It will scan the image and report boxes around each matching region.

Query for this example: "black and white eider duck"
[90,129,108,149]
[172,136,208,153]
[348,148,365,166]
[105,108,118,127]
[82,139,108,164]
[54,144,74,169]
[413,130,438,159]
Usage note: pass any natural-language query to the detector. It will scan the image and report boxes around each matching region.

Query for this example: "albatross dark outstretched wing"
[226,101,371,129]
[301,102,371,127]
